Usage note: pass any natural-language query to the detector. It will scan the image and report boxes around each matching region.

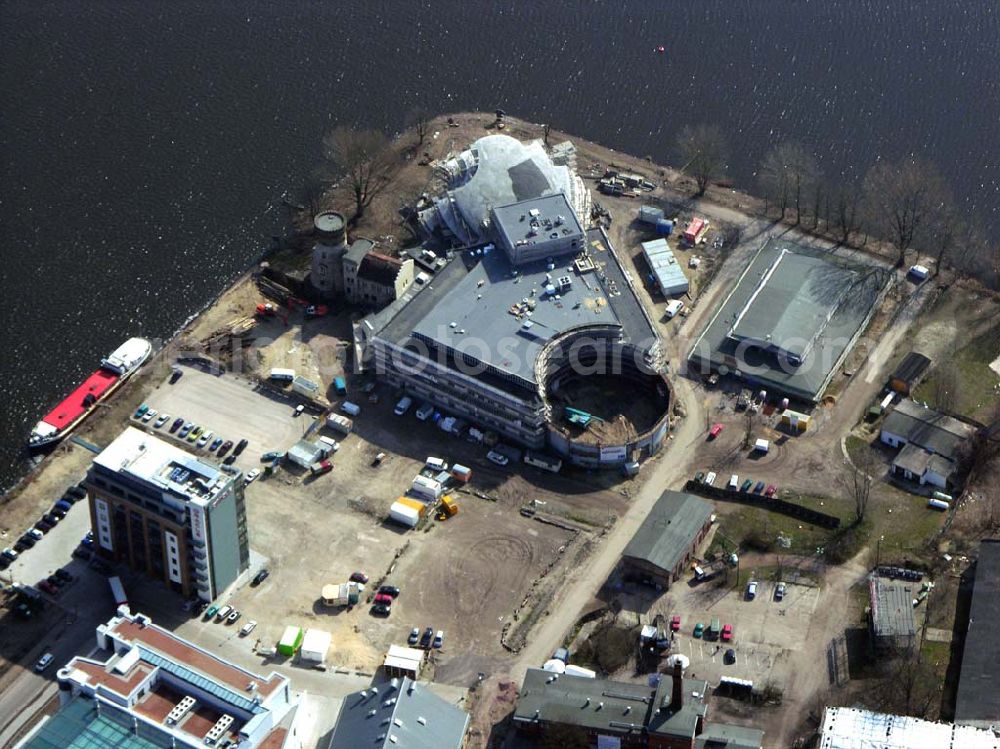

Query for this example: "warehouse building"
[688,239,886,402]
[955,539,1000,728]
[85,428,249,602]
[868,576,917,654]
[18,610,298,749]
[327,676,469,749]
[641,238,689,296]
[880,399,979,490]
[621,491,714,589]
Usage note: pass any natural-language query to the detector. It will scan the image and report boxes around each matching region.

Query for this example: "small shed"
[287,439,324,468]
[889,352,932,395]
[278,625,303,656]
[383,644,425,679]
[638,205,664,225]
[754,438,770,453]
[292,375,321,399]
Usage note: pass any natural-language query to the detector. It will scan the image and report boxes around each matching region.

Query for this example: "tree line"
[675,125,998,286]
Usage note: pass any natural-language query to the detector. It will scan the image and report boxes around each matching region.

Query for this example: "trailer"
[411,475,443,501]
[326,413,353,435]
[108,576,128,609]
[450,464,473,483]
[300,629,332,664]
[277,626,303,656]
[268,368,295,383]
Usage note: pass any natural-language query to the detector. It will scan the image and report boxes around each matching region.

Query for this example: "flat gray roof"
[641,238,689,296]
[622,491,714,574]
[869,577,916,639]
[371,228,656,391]
[688,239,884,402]
[955,539,1000,726]
[492,193,583,249]
[729,249,856,359]
[696,721,765,749]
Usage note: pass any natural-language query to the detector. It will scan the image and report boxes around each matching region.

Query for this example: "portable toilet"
[656,218,674,235]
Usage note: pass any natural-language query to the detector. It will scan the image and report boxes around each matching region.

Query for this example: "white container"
[269,368,295,382]
[564,665,597,679]
[927,498,950,511]
[425,456,448,472]
[411,475,443,501]
[341,401,361,416]
[390,502,420,528]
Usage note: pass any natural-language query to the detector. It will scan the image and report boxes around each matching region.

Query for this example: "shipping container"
[108,576,128,608]
[292,375,320,399]
[390,502,421,528]
[450,463,473,483]
[656,218,674,235]
[340,401,361,416]
[326,413,353,434]
[411,475,443,501]
[334,376,347,396]
[682,217,708,245]
[277,625,303,656]
[300,628,332,664]
[269,368,296,383]
[564,665,597,679]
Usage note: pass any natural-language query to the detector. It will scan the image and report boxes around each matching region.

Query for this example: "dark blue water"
[2,0,998,490]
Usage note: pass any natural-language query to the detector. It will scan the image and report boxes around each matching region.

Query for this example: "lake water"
[1,0,997,490]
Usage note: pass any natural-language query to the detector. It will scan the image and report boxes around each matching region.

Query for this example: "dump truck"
[440,495,459,518]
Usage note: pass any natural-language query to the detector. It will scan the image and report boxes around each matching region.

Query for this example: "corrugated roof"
[819,706,1000,748]
[892,352,932,385]
[622,491,714,575]
[869,577,917,639]
[955,539,1000,727]
[641,238,689,296]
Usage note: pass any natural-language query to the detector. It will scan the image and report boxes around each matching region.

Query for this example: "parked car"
[45,513,61,526]
[187,425,203,442]
[694,472,705,483]
[721,624,733,642]
[226,609,241,624]
[378,585,400,598]
[215,605,232,622]
[196,431,214,448]
[155,413,169,428]
[244,469,260,484]
[728,474,739,490]
[408,627,420,645]
[670,615,681,632]
[294,404,305,417]
[746,581,758,600]
[178,422,194,438]
[209,437,224,451]
[350,571,369,584]
[374,593,394,605]
[740,478,753,493]
[134,404,149,419]
[35,653,54,672]
[218,440,233,457]
[47,574,63,589]
[724,648,737,665]
[38,580,58,595]
[1,548,18,562]
[753,480,766,494]
[420,627,434,647]
[240,620,258,637]
[35,520,52,534]
[371,604,391,617]
[371,452,386,467]
[234,438,248,455]
[415,402,434,421]
[261,451,283,462]
[704,471,717,486]
[223,454,237,465]
[432,630,444,648]
[764,484,778,497]
[66,486,87,499]
[775,582,787,601]
[708,423,723,439]
[142,408,157,423]
[693,622,705,638]
[251,569,270,586]
[394,396,413,416]
[170,417,185,433]
[486,451,509,466]
[204,605,219,619]
[28,528,44,541]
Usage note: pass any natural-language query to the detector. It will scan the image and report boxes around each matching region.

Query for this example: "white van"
[35,653,54,672]
[318,436,340,454]
[665,299,685,319]
[415,402,434,421]
[216,605,232,622]
[728,474,739,490]
[704,471,717,486]
[394,396,413,416]
[341,401,361,416]
[425,456,448,472]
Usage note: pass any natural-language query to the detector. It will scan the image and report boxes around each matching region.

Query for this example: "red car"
[373,593,393,605]
[670,615,681,632]
[708,423,723,439]
[764,484,777,497]
[37,580,58,596]
[721,624,733,642]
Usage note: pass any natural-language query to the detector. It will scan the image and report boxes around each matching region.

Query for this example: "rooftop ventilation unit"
[165,695,196,725]
[203,714,234,745]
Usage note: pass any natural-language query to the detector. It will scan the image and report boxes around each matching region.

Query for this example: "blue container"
[656,218,674,236]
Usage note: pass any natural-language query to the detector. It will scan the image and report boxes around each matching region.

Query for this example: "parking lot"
[634,565,823,691]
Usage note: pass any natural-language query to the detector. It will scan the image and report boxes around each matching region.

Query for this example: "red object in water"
[41,369,119,431]
[655,45,666,53]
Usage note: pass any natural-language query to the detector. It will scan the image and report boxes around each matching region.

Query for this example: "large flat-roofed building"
[621,491,714,589]
[85,427,249,602]
[18,610,297,749]
[955,539,1000,728]
[819,706,1000,748]
[491,194,585,266]
[868,576,917,654]
[688,239,886,402]
[354,227,669,467]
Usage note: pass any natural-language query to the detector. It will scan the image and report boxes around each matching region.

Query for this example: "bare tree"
[676,124,728,197]
[830,181,865,245]
[322,126,395,221]
[863,157,951,266]
[758,142,819,224]
[841,444,878,523]
[406,108,430,148]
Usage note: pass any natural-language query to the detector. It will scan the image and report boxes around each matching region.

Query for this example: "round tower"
[311,211,348,298]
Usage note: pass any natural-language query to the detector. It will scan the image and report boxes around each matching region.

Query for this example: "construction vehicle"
[437,496,459,520]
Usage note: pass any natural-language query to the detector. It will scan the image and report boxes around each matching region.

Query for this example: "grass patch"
[715,494,852,557]
[913,326,1000,419]
[845,434,873,466]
